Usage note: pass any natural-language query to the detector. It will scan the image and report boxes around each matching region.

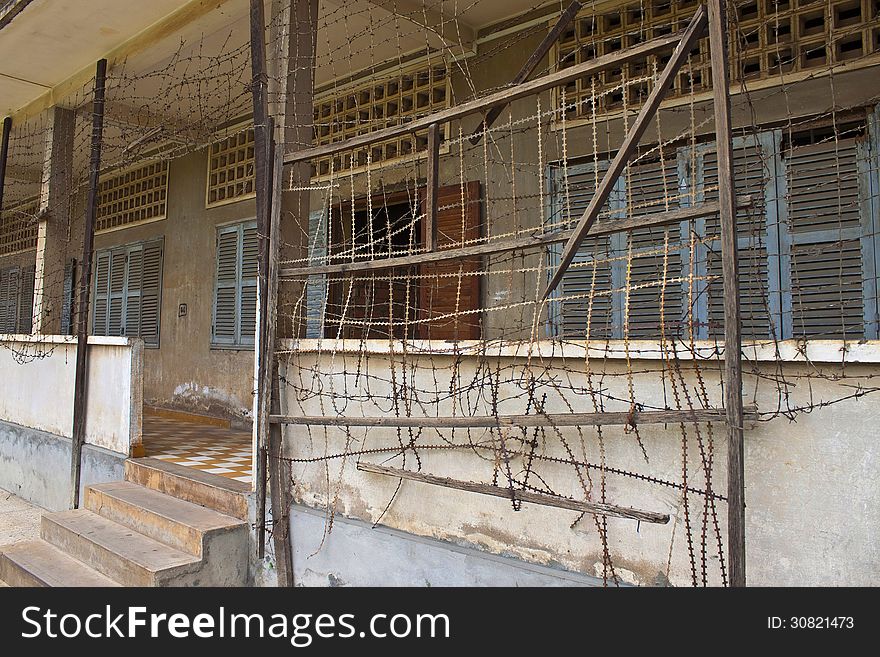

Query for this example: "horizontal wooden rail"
[279,196,753,278]
[357,461,670,524]
[271,405,758,428]
[283,30,686,165]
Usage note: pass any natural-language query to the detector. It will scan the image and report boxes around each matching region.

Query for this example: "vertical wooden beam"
[0,117,11,213]
[708,0,746,587]
[249,0,272,561]
[425,123,440,252]
[70,58,107,510]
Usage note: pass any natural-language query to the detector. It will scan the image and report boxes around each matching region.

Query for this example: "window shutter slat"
[124,247,143,339]
[108,250,126,336]
[305,208,328,338]
[701,138,774,338]
[622,157,683,338]
[785,132,867,338]
[61,260,75,335]
[553,161,616,339]
[140,240,163,348]
[213,227,240,345]
[17,264,34,334]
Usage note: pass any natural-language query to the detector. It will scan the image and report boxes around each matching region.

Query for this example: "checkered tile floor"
[142,415,253,484]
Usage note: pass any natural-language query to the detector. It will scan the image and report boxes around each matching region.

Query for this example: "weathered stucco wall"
[93,148,256,422]
[0,334,142,455]
[278,341,880,586]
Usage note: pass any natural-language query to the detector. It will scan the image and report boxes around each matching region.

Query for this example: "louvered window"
[92,239,164,347]
[0,264,35,334]
[212,221,258,347]
[548,152,687,339]
[551,109,880,341]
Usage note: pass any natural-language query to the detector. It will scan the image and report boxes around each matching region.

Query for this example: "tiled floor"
[142,415,253,484]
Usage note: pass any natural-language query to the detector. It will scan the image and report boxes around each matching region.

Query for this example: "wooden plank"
[425,123,439,252]
[542,6,709,300]
[0,116,10,212]
[357,462,670,524]
[70,59,107,510]
[708,0,745,588]
[283,30,686,166]
[279,198,759,278]
[271,405,757,428]
[469,0,582,146]
[249,0,271,561]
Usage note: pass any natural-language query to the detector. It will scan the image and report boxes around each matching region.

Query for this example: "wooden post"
[707,0,746,587]
[70,58,107,510]
[0,117,11,213]
[249,0,272,560]
[425,123,440,252]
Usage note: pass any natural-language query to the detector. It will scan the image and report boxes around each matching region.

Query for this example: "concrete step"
[0,540,120,587]
[85,481,246,558]
[41,509,207,586]
[125,458,250,521]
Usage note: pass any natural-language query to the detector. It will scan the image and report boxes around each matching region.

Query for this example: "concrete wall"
[278,340,880,587]
[0,334,142,455]
[92,148,257,422]
[0,419,125,511]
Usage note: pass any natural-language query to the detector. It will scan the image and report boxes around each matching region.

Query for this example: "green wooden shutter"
[239,223,258,346]
[781,127,868,339]
[17,264,34,334]
[93,251,111,335]
[140,240,163,348]
[213,226,240,345]
[549,160,618,339]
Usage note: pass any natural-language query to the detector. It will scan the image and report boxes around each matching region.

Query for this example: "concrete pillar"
[33,106,75,335]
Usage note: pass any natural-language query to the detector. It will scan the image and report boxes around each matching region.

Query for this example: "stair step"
[41,510,203,587]
[125,458,250,521]
[86,481,245,557]
[0,540,120,587]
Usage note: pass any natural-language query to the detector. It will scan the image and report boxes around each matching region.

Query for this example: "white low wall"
[279,338,880,587]
[0,334,143,455]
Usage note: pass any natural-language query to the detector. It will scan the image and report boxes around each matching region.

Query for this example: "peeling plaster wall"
[280,349,880,587]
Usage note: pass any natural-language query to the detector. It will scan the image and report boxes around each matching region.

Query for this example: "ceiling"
[1,0,556,118]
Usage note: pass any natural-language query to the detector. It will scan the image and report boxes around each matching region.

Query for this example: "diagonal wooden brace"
[542,5,709,301]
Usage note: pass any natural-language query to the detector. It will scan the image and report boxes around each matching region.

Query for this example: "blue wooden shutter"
[213,226,240,345]
[239,223,258,346]
[689,132,780,340]
[780,125,869,339]
[548,160,619,339]
[92,251,111,335]
[0,267,19,333]
[107,248,126,336]
[124,245,143,338]
[620,155,684,338]
[140,239,163,348]
[17,264,34,334]
[60,259,75,335]
[305,207,328,338]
